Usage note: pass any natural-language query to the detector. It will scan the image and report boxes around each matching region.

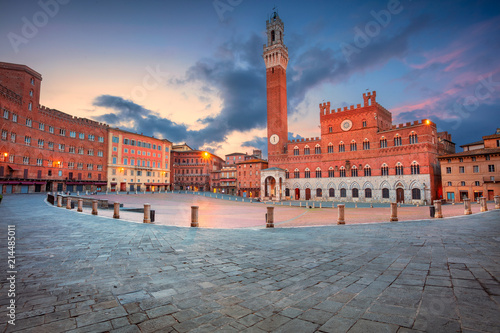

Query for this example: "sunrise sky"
[1,0,499,158]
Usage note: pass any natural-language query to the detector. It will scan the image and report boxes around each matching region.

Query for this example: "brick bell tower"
[263,11,288,161]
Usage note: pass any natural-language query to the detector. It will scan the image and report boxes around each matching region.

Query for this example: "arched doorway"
[295,188,300,200]
[305,188,311,200]
[264,176,276,198]
[396,188,404,203]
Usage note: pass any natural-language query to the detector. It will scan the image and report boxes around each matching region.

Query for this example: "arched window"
[328,126,333,133]
[363,139,370,150]
[305,168,311,178]
[328,167,334,178]
[339,142,345,152]
[381,163,389,176]
[396,162,404,175]
[304,146,310,155]
[293,146,299,156]
[412,188,421,200]
[350,140,357,151]
[364,165,371,177]
[394,135,402,146]
[329,188,335,197]
[365,188,372,198]
[271,30,275,42]
[351,166,358,177]
[380,137,387,148]
[352,188,359,198]
[411,162,420,175]
[409,132,418,144]
[316,188,322,197]
[294,168,300,178]
[328,143,334,153]
[340,188,346,197]
[382,188,390,198]
[315,144,321,154]
[315,167,322,178]
[285,169,289,179]
[339,166,346,177]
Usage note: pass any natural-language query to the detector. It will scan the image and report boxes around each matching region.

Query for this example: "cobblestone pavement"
[1,194,499,333]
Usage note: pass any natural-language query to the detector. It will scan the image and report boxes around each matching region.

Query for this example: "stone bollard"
[57,195,62,207]
[86,190,89,195]
[390,202,398,222]
[480,197,488,212]
[113,202,120,219]
[77,198,83,212]
[266,206,274,228]
[66,197,72,210]
[92,200,98,215]
[355,202,357,208]
[463,198,472,215]
[370,203,373,208]
[135,190,138,194]
[116,190,119,195]
[143,203,151,223]
[434,200,443,218]
[77,191,80,196]
[495,196,500,210]
[337,204,345,225]
[144,190,146,195]
[191,206,199,227]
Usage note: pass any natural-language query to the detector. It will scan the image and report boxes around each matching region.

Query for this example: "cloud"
[93,95,210,147]
[94,14,435,153]
[242,136,268,157]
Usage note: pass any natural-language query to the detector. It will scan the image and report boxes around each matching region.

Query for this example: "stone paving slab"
[0,194,499,332]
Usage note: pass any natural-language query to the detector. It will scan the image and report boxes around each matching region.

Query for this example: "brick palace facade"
[260,13,455,203]
[0,62,108,194]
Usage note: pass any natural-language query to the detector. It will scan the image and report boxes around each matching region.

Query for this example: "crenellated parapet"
[39,105,109,128]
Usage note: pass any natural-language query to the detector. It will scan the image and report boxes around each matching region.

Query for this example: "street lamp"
[1,152,7,162]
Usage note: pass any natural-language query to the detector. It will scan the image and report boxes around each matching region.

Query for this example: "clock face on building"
[341,119,353,131]
[270,134,279,145]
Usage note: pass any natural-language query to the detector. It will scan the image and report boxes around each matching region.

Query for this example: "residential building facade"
[219,165,237,195]
[439,129,500,202]
[0,62,108,194]
[237,159,268,198]
[260,13,455,203]
[172,146,224,191]
[107,128,172,192]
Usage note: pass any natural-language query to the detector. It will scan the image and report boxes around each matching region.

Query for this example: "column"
[66,197,72,210]
[113,202,120,219]
[337,204,345,225]
[434,200,443,218]
[191,206,199,227]
[77,198,83,212]
[480,197,488,212]
[57,195,62,207]
[266,206,274,228]
[390,202,398,222]
[144,203,151,223]
[92,200,98,215]
[463,198,472,215]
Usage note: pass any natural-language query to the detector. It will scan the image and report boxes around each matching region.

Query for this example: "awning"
[21,181,34,185]
[8,165,21,171]
[110,182,117,185]
[34,181,46,185]
[94,182,107,185]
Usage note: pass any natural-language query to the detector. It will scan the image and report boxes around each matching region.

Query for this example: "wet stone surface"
[0,194,499,332]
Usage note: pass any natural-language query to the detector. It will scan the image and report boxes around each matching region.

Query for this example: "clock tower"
[263,11,288,160]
